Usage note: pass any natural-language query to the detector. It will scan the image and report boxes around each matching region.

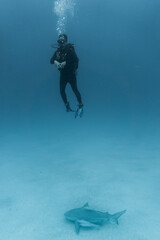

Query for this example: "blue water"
[0,0,160,239]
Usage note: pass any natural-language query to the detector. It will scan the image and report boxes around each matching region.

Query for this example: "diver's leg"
[60,74,72,112]
[60,74,68,104]
[70,74,84,117]
[69,74,83,105]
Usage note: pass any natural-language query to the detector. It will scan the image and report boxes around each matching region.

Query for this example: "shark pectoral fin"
[115,219,119,225]
[75,221,80,234]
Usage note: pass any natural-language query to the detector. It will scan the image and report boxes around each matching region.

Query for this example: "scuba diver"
[50,34,83,118]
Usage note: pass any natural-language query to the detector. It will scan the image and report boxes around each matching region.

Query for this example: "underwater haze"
[1,0,160,239]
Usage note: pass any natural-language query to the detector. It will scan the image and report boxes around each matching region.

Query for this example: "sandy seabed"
[0,111,160,240]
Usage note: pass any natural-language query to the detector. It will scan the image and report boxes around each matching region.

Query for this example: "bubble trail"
[53,0,76,35]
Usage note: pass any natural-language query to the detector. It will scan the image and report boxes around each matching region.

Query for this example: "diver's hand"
[54,60,61,69]
[54,61,66,70]
[60,61,66,69]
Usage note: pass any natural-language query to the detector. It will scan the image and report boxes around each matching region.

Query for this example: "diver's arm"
[50,51,57,64]
[50,56,55,64]
[67,47,79,71]
[50,53,61,69]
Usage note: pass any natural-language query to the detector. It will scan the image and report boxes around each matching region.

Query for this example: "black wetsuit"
[50,44,82,105]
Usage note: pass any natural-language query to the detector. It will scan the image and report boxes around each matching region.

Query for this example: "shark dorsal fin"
[75,221,80,234]
[82,202,89,208]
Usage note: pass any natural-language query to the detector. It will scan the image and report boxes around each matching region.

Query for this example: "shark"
[64,203,126,234]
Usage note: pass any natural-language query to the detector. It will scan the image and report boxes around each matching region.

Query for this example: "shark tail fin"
[110,210,126,225]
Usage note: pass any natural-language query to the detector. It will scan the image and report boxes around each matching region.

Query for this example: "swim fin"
[75,105,83,118]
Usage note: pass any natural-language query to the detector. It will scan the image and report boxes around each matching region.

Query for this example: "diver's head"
[57,34,68,46]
